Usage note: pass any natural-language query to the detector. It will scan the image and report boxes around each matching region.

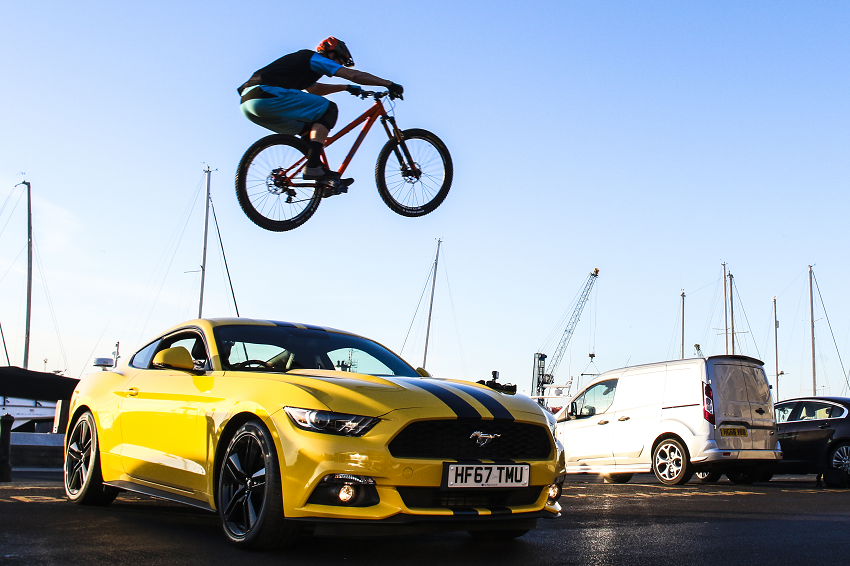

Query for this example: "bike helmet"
[316,36,354,67]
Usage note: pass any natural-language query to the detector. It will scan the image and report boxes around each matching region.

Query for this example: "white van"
[554,355,782,485]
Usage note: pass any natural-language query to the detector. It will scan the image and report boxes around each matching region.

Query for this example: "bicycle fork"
[380,116,421,179]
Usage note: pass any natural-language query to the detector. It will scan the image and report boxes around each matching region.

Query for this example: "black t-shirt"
[238,50,323,94]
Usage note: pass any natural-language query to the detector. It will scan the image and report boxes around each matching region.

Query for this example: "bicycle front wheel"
[235,134,321,232]
[375,128,452,217]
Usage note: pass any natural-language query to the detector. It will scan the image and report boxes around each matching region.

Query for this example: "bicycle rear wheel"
[375,128,452,217]
[235,134,321,232]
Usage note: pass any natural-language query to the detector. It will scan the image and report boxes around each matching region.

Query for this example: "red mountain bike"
[235,90,452,232]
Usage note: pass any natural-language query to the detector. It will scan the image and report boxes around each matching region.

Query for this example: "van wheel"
[695,471,722,483]
[652,439,694,485]
[603,473,633,484]
[727,468,760,484]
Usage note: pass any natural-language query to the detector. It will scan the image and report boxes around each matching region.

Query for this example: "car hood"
[253,369,548,424]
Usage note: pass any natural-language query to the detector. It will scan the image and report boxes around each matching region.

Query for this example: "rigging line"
[33,237,68,371]
[135,177,205,344]
[689,278,721,296]
[777,268,808,299]
[0,244,26,285]
[439,249,468,380]
[0,185,18,218]
[761,302,774,365]
[400,260,435,355]
[668,295,682,360]
[211,199,240,317]
[123,174,205,341]
[538,280,585,353]
[77,321,111,378]
[702,273,723,352]
[732,279,760,360]
[0,187,24,243]
[0,318,9,365]
[812,271,849,392]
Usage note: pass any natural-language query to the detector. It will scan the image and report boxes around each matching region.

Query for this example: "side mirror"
[152,347,197,372]
[415,367,431,378]
[569,401,578,417]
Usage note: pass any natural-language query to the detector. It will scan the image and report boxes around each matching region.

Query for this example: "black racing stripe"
[449,508,479,516]
[270,320,296,328]
[393,378,481,419]
[442,382,515,421]
[487,507,513,515]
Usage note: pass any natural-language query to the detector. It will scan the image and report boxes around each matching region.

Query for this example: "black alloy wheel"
[217,420,296,549]
[64,411,118,505]
[695,471,722,483]
[824,443,850,488]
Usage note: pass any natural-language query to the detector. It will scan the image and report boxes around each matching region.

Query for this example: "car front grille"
[388,419,552,460]
[397,486,543,509]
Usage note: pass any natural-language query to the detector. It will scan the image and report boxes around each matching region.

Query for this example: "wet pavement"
[0,472,846,565]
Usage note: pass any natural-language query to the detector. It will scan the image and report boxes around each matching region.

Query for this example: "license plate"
[447,464,530,488]
[720,427,748,437]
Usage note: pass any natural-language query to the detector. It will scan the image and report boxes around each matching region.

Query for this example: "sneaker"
[303,166,341,180]
[321,178,355,198]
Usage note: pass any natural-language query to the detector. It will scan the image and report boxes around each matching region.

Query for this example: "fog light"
[547,483,562,503]
[338,484,356,503]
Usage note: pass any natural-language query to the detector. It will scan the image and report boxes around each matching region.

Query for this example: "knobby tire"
[235,135,322,232]
[375,128,452,217]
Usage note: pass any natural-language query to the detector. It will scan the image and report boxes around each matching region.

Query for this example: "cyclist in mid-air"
[238,37,404,183]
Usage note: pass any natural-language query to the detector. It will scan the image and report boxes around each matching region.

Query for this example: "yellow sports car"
[64,318,564,548]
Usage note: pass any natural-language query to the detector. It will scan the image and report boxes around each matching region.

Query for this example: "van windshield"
[711,364,770,403]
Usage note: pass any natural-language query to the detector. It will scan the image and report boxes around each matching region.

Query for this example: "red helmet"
[316,36,354,67]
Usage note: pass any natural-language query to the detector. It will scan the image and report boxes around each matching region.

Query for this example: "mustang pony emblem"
[470,431,501,447]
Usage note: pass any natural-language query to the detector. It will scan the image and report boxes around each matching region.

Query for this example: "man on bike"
[239,37,404,182]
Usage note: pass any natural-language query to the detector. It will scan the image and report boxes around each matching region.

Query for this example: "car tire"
[824,443,850,488]
[603,473,633,484]
[468,529,530,540]
[64,411,119,506]
[217,420,298,549]
[695,471,722,483]
[759,472,774,482]
[652,438,694,485]
[726,468,760,484]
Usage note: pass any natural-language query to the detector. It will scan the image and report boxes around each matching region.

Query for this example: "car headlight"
[284,407,379,436]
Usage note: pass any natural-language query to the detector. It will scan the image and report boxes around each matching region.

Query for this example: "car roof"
[161,317,363,339]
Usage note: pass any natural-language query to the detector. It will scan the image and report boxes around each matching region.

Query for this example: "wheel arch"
[652,432,691,460]
[212,411,281,510]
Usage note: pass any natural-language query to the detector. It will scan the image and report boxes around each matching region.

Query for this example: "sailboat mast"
[728,272,735,355]
[809,265,815,395]
[422,238,442,369]
[20,181,33,369]
[680,291,685,359]
[722,262,728,355]
[198,167,212,319]
[773,296,779,401]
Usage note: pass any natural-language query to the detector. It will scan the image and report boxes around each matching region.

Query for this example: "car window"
[156,332,209,370]
[213,324,419,376]
[130,340,160,369]
[573,379,617,418]
[798,401,836,420]
[775,403,796,423]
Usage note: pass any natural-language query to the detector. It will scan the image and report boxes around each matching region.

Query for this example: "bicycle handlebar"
[349,89,400,101]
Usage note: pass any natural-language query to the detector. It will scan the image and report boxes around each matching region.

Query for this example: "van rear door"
[708,360,775,450]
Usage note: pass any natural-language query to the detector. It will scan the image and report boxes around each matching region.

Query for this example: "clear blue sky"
[1,1,848,401]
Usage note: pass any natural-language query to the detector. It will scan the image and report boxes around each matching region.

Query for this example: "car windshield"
[213,324,419,377]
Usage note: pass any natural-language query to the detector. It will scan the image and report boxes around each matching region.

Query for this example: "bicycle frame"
[285,95,415,185]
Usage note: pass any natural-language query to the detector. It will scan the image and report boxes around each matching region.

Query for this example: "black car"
[773,397,850,487]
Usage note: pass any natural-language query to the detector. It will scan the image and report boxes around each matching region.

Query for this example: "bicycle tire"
[235,134,322,232]
[375,128,452,217]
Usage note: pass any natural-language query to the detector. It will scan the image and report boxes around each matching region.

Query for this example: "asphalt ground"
[1,471,846,566]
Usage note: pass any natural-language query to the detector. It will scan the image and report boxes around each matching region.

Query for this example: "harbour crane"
[532,268,599,406]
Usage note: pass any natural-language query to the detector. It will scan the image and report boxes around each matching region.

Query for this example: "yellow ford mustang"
[64,318,564,548]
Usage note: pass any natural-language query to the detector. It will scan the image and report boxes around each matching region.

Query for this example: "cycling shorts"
[240,85,330,135]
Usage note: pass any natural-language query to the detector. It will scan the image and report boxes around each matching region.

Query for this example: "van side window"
[573,379,618,418]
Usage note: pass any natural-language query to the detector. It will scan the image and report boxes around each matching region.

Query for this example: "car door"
[778,400,841,472]
[612,366,665,467]
[118,330,214,494]
[557,378,619,469]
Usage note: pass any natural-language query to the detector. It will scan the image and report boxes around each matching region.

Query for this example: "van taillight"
[703,383,715,424]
